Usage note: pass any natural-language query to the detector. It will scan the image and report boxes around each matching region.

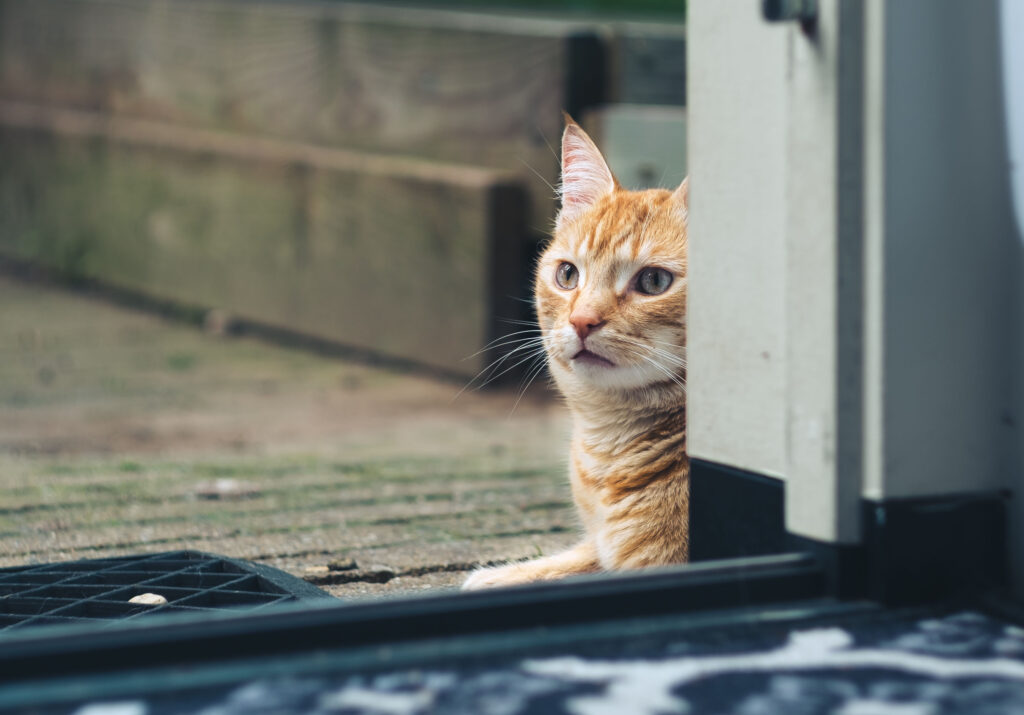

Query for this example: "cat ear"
[672,177,689,222]
[557,115,617,229]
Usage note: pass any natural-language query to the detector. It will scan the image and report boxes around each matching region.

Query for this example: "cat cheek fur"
[462,117,688,591]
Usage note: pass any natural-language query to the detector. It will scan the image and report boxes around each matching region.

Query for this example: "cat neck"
[566,384,685,443]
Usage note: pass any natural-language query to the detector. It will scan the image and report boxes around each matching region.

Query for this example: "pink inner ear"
[562,144,594,207]
[560,128,615,216]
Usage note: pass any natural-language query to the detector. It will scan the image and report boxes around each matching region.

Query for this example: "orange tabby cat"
[462,117,689,589]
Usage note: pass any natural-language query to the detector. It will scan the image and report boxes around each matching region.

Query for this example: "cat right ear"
[673,177,689,223]
[557,115,617,230]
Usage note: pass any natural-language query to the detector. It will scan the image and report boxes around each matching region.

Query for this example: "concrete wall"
[686,1,788,480]
[862,0,1019,501]
[861,0,1022,594]
[782,0,865,544]
[1006,0,1024,610]
[688,0,864,544]
[689,0,1023,566]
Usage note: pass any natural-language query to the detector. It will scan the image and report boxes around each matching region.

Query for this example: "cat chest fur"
[569,410,689,569]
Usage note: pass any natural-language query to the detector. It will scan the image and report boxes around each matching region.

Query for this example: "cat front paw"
[461,563,527,590]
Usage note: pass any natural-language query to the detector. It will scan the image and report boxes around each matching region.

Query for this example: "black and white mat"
[62,610,1024,715]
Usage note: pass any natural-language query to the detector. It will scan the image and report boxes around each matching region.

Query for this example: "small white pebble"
[129,593,168,606]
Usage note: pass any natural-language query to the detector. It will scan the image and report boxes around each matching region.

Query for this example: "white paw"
[460,563,524,590]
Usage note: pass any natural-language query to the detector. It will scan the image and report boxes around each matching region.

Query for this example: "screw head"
[763,0,817,23]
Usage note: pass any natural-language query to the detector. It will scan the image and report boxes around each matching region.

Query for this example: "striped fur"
[463,119,688,589]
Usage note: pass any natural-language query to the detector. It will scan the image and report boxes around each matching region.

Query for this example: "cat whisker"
[472,336,547,382]
[647,358,687,388]
[648,349,687,370]
[635,346,687,369]
[509,354,550,417]
[517,347,549,388]
[650,337,687,348]
[471,339,546,381]
[464,330,544,360]
[638,358,687,392]
[615,344,687,392]
[613,337,688,371]
[648,362,687,392]
[506,294,537,306]
[474,337,546,362]
[532,123,561,162]
[452,338,546,401]
[649,337,688,352]
[624,337,688,369]
[497,317,541,328]
[518,157,559,198]
[475,346,550,392]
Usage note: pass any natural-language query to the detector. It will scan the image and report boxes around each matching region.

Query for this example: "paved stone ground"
[0,273,577,600]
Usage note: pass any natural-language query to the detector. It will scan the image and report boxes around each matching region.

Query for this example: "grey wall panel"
[864,0,1018,500]
[864,0,1022,595]
[687,1,788,479]
[783,0,865,544]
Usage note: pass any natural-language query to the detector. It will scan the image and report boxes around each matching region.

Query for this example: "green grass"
[165,352,199,372]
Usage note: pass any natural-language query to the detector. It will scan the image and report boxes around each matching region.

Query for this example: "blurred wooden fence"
[0,0,684,377]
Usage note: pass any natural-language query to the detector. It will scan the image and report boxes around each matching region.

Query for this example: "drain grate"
[0,550,332,631]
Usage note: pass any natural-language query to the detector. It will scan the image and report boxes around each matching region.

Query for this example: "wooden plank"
[0,103,527,377]
[0,0,610,230]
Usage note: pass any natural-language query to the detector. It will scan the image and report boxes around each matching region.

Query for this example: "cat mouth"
[571,349,615,367]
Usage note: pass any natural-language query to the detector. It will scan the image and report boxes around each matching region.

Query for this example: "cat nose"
[569,307,606,340]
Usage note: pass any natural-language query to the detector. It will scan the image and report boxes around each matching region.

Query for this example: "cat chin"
[554,360,677,394]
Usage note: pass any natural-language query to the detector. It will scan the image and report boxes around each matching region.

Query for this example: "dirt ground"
[0,273,578,600]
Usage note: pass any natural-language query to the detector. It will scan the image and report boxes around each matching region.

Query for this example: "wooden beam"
[0,0,610,231]
[0,102,527,377]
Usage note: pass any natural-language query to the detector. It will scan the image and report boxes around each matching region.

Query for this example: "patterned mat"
[54,610,1024,715]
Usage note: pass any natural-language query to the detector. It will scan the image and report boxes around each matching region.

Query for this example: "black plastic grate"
[0,550,332,631]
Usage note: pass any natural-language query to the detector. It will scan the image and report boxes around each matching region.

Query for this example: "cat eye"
[635,267,674,296]
[555,262,579,290]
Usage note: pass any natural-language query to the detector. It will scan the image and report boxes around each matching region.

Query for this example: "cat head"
[536,117,688,403]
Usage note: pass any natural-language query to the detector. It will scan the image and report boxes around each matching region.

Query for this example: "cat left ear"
[557,115,618,230]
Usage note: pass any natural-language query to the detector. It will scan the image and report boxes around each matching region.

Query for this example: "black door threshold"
[0,553,825,688]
